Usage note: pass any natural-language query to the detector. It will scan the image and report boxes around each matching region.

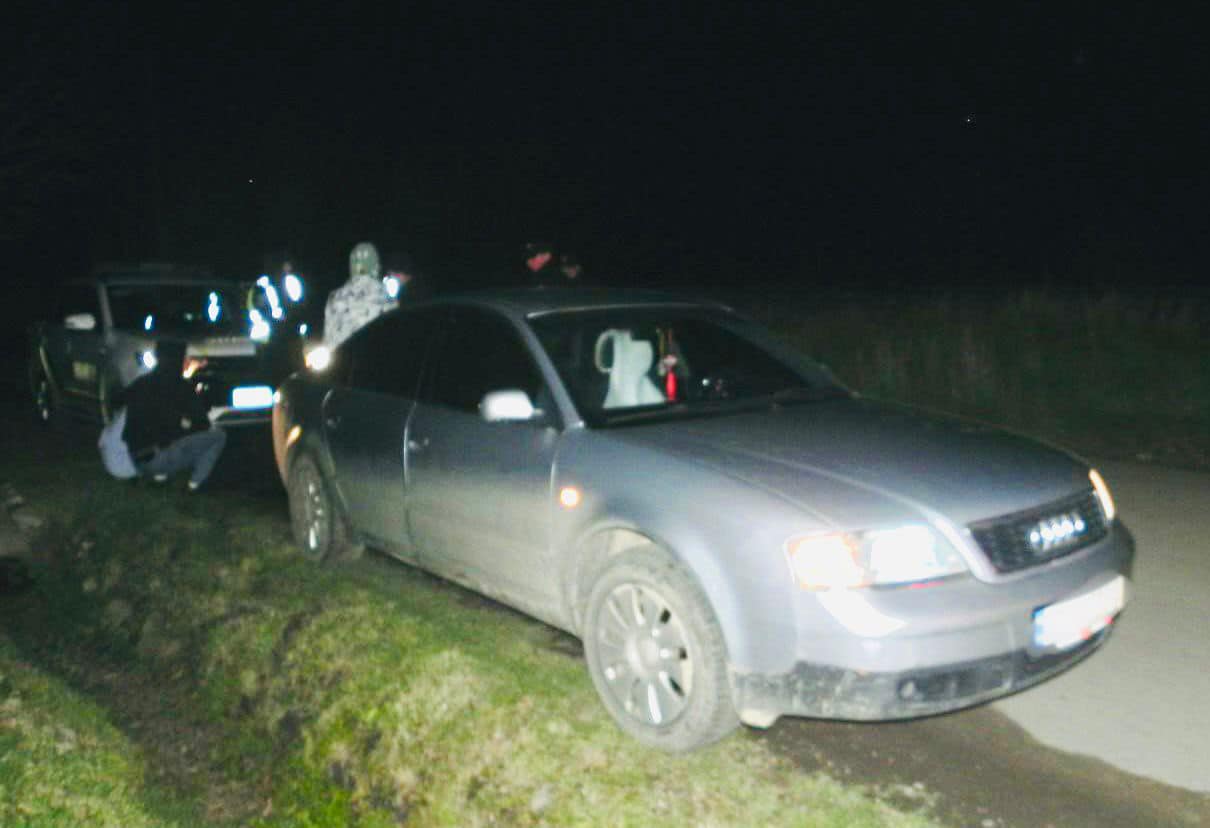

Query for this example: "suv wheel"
[583,545,739,751]
[287,452,363,564]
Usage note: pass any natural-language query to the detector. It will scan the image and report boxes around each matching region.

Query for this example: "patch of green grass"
[0,413,944,827]
[0,633,195,827]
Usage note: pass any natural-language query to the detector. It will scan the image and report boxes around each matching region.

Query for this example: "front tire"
[287,452,363,564]
[583,545,739,751]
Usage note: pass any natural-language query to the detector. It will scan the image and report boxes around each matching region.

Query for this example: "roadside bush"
[741,286,1210,468]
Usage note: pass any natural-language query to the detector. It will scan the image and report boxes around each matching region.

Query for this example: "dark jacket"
[116,344,210,458]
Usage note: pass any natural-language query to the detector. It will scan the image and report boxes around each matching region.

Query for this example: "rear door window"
[342,309,435,398]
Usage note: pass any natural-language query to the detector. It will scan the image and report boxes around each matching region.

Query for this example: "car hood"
[608,398,1089,527]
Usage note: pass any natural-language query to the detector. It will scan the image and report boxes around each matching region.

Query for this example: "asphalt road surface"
[994,459,1210,793]
[760,459,1210,827]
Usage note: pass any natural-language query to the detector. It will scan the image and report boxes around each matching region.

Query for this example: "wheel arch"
[561,515,760,671]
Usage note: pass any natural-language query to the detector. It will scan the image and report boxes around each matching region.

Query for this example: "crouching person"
[108,339,227,491]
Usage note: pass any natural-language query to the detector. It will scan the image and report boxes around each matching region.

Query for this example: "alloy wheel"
[294,461,331,560]
[592,581,694,728]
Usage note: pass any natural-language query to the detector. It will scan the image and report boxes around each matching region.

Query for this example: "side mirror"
[65,312,96,331]
[480,389,537,423]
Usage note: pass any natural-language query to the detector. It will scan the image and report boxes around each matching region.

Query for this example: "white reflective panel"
[232,385,274,409]
[284,273,303,302]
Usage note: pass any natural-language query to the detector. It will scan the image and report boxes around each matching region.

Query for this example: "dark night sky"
[3,2,1207,308]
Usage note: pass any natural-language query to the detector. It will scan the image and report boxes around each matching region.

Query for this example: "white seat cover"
[599,330,665,409]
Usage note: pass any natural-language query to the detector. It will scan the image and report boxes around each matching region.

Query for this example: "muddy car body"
[272,288,1133,751]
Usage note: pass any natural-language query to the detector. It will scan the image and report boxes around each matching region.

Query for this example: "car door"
[50,282,106,410]
[323,309,435,550]
[406,306,561,609]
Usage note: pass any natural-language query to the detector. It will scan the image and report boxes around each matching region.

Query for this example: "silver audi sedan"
[272,289,1133,751]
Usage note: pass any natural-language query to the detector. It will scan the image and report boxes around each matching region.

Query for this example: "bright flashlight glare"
[304,345,332,371]
[182,356,207,379]
[383,275,401,299]
[207,291,221,322]
[139,350,157,370]
[143,314,154,331]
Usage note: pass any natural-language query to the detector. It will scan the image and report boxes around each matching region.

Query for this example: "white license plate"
[231,385,274,410]
[1033,575,1126,650]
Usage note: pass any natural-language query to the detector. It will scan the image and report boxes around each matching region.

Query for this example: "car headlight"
[304,344,332,371]
[785,524,967,591]
[1089,468,1116,522]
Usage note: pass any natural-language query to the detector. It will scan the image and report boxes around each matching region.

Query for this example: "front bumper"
[731,623,1114,725]
[730,523,1133,727]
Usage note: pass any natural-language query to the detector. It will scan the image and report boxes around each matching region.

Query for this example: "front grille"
[969,489,1108,574]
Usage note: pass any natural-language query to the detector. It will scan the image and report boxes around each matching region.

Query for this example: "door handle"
[407,437,429,453]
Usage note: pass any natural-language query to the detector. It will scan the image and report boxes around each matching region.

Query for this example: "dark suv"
[29,264,279,427]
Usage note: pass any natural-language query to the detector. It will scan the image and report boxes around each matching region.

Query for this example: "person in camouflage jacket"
[323,242,398,348]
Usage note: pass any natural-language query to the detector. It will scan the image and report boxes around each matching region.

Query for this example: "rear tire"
[582,545,739,752]
[287,451,364,564]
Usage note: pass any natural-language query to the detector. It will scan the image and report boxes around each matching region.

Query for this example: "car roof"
[88,263,236,287]
[411,287,737,319]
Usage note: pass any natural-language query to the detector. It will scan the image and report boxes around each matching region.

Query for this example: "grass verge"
[0,414,943,827]
[0,631,193,827]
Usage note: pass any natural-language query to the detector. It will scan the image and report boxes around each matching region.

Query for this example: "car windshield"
[530,306,845,427]
[107,283,245,336]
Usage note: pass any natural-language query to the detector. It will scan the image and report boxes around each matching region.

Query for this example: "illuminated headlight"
[304,344,332,371]
[785,525,967,591]
[139,350,158,370]
[1089,469,1116,522]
